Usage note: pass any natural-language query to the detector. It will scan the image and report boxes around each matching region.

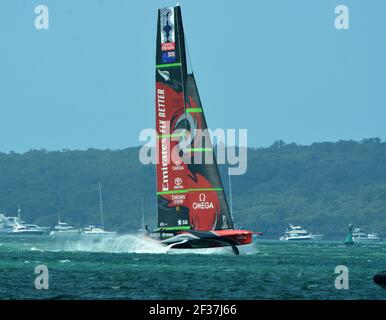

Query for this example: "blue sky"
[0,0,385,152]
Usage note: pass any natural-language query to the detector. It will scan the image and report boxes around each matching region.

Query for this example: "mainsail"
[156,6,233,232]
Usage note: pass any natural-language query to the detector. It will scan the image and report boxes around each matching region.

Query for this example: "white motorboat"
[81,225,116,236]
[352,228,381,243]
[8,223,46,235]
[0,213,21,234]
[49,220,81,236]
[0,205,27,234]
[280,224,312,241]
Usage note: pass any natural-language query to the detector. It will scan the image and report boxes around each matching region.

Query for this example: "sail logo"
[161,42,176,51]
[178,219,189,226]
[174,177,184,190]
[160,137,169,191]
[172,158,184,171]
[160,8,176,51]
[174,177,182,186]
[172,194,185,205]
[157,88,170,192]
[193,193,214,210]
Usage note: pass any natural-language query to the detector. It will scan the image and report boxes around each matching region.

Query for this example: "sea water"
[0,235,385,299]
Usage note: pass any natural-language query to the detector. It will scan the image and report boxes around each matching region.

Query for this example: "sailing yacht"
[81,183,116,237]
[137,198,147,234]
[146,6,260,254]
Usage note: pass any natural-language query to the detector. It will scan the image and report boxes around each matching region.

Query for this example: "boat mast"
[98,182,104,230]
[228,170,234,221]
[175,6,188,124]
[141,198,145,230]
[17,203,21,220]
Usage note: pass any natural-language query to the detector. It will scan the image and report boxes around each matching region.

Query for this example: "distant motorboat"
[0,205,32,234]
[81,225,116,236]
[2,205,47,236]
[49,220,81,236]
[280,224,312,241]
[352,227,381,243]
[0,213,22,234]
[8,223,46,236]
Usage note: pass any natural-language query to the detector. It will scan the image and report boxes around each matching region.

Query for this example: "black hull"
[373,271,386,288]
[147,229,253,253]
[7,231,46,236]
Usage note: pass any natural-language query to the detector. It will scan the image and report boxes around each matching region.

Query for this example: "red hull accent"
[212,230,254,245]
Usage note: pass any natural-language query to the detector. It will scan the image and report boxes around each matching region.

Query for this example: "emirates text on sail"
[157,88,169,191]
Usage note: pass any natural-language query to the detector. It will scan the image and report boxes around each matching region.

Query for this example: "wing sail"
[155,6,233,231]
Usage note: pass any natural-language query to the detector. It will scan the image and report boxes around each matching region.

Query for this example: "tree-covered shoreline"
[1,138,385,239]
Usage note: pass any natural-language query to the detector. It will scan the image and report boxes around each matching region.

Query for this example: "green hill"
[1,138,386,238]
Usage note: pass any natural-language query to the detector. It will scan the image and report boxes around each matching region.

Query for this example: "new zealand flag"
[161,51,176,63]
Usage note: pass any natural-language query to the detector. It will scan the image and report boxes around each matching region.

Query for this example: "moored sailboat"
[147,5,260,254]
[81,183,116,237]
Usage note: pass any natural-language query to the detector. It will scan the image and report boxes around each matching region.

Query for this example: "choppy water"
[0,235,385,299]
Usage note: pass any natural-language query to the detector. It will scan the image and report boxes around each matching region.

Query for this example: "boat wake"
[52,234,257,255]
[58,234,168,254]
[29,247,44,252]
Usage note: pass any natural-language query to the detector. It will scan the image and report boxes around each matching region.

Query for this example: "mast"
[228,170,233,221]
[156,6,190,231]
[175,5,188,120]
[17,203,21,221]
[98,182,104,230]
[141,198,145,230]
